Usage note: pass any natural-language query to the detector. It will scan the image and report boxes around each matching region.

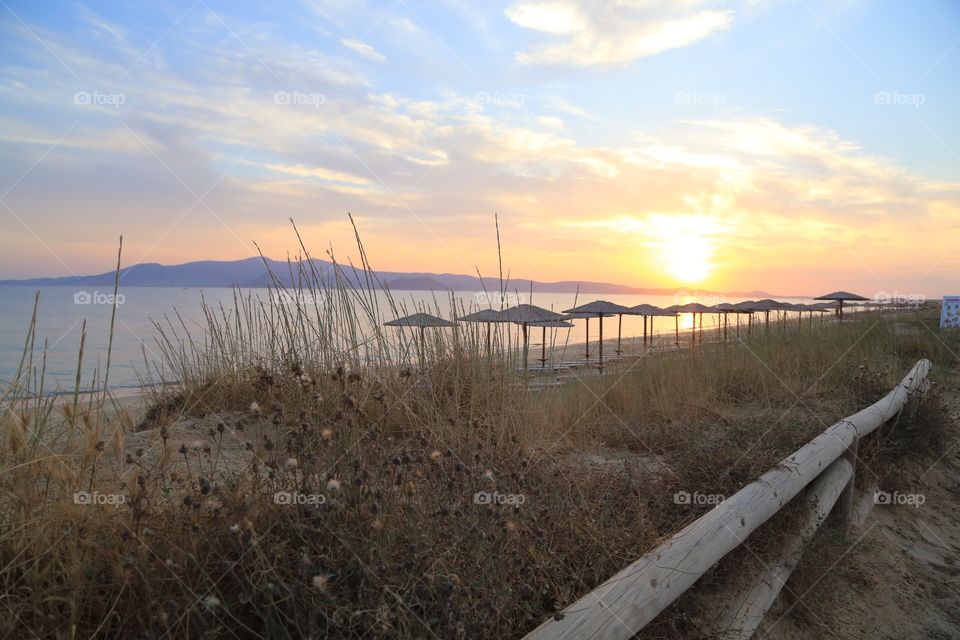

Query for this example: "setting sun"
[647,214,719,284]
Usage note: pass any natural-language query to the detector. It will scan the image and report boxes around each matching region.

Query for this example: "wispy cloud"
[507,1,733,66]
[340,37,386,62]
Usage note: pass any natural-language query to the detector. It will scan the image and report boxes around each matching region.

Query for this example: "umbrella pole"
[839,300,844,322]
[522,324,529,373]
[698,313,703,345]
[674,315,679,347]
[643,315,648,348]
[690,314,695,349]
[585,318,590,361]
[541,326,547,368]
[617,313,623,355]
[419,325,425,369]
[599,315,604,372]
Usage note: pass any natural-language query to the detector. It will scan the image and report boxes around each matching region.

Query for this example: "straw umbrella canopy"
[805,301,838,326]
[384,313,456,366]
[787,302,816,327]
[563,301,631,369]
[459,308,509,356]
[625,304,676,348]
[665,302,715,346]
[527,319,575,367]
[499,304,567,372]
[746,299,787,329]
[814,291,868,322]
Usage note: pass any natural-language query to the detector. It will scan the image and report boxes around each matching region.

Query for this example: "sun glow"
[647,214,720,284]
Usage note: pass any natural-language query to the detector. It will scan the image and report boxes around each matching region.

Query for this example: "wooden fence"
[524,359,932,640]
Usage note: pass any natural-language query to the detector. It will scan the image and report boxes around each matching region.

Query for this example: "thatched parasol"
[385,313,456,366]
[459,308,509,356]
[563,301,630,370]
[814,291,868,322]
[625,304,677,348]
[714,302,751,340]
[666,302,715,346]
[499,304,568,372]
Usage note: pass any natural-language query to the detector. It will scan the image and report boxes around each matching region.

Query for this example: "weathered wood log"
[851,477,881,529]
[707,458,853,639]
[523,359,930,640]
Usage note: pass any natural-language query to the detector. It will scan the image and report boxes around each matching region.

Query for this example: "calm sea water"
[0,286,812,394]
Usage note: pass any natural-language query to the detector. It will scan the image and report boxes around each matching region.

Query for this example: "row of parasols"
[385,291,872,372]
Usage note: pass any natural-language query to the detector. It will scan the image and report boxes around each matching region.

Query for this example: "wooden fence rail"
[524,359,931,640]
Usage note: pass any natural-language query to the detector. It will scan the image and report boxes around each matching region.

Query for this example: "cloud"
[340,38,386,62]
[1,4,958,294]
[507,1,733,66]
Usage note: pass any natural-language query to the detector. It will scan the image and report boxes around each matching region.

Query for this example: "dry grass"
[1,234,956,638]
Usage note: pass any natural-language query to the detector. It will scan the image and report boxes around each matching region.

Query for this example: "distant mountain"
[0,257,793,298]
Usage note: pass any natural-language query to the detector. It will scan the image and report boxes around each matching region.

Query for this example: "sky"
[0,0,958,296]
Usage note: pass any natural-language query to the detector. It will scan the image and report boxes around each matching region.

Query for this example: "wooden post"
[674,316,679,346]
[598,315,604,373]
[585,317,590,360]
[419,325,425,368]
[540,326,547,367]
[836,436,859,539]
[522,324,529,373]
[704,458,853,640]
[616,314,623,355]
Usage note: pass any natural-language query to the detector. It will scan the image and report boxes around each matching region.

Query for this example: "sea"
[0,286,814,395]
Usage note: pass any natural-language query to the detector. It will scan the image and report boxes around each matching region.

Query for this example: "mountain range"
[0,257,788,298]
